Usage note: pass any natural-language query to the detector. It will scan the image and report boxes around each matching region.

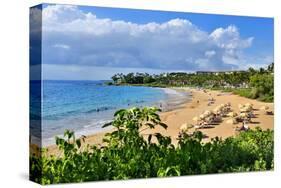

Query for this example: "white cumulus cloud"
[39,4,268,74]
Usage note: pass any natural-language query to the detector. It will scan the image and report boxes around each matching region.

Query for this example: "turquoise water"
[39,80,190,146]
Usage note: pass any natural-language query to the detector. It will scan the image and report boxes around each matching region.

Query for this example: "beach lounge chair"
[213,115,222,123]
[248,111,255,118]
[199,124,215,129]
[266,111,274,115]
[197,121,215,129]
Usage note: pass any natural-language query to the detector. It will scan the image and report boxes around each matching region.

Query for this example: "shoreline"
[41,86,191,147]
[37,87,274,156]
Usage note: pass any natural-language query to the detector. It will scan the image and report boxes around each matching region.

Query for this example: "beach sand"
[37,88,274,156]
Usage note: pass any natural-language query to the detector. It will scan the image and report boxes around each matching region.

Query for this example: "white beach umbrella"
[228,112,238,117]
[180,123,193,132]
[193,116,200,122]
[244,106,252,112]
[239,107,248,112]
[217,105,223,110]
[245,103,253,107]
[203,110,212,116]
[239,113,248,118]
[199,114,205,119]
[213,108,221,114]
[238,104,244,109]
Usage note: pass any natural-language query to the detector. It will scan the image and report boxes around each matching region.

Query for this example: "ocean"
[34,80,191,146]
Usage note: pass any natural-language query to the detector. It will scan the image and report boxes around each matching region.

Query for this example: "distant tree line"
[110,63,274,102]
[111,72,156,85]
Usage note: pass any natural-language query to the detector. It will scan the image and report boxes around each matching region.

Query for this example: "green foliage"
[30,108,274,185]
[249,74,274,102]
[110,63,274,102]
[224,73,274,102]
[111,72,155,85]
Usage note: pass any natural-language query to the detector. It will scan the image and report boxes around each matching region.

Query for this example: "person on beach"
[159,103,163,111]
[249,111,255,118]
[236,121,249,131]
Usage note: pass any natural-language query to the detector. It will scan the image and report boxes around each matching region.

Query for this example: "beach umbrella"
[193,116,200,122]
[199,114,205,119]
[239,113,248,118]
[212,108,220,114]
[260,106,269,111]
[239,107,247,112]
[245,103,253,107]
[244,106,252,112]
[203,110,212,116]
[180,123,193,132]
[218,105,223,110]
[226,118,237,124]
[240,107,248,112]
[228,112,238,117]
[205,116,212,123]
[222,104,228,109]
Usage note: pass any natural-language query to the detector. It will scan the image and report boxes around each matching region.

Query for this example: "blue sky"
[35,4,273,80]
[81,5,273,56]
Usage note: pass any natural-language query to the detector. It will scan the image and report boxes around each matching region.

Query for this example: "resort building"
[196,70,247,75]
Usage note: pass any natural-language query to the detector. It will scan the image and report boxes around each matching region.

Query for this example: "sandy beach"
[42,88,274,156]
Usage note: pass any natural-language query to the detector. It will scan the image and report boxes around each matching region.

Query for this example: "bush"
[30,107,274,184]
[249,74,274,102]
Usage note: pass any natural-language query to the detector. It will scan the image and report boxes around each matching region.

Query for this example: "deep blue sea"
[35,80,190,146]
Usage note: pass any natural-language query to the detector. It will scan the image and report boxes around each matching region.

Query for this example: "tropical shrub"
[249,74,274,102]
